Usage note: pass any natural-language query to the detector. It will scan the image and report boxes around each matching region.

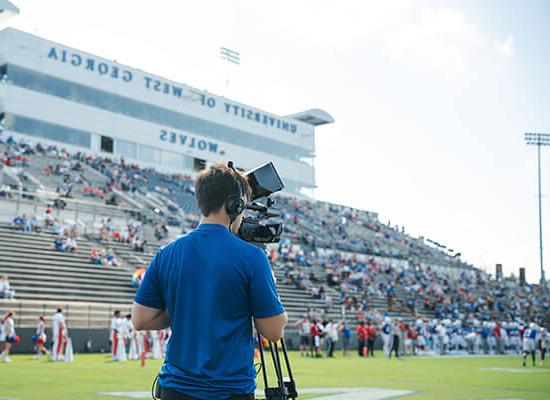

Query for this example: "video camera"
[237,162,285,245]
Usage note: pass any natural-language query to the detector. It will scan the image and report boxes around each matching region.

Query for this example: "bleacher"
[0,222,135,327]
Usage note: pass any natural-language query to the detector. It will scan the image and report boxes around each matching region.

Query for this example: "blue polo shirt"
[134,223,285,400]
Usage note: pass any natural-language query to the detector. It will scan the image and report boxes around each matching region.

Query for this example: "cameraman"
[132,162,287,400]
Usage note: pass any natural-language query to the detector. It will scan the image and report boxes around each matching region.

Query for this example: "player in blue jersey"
[522,322,538,367]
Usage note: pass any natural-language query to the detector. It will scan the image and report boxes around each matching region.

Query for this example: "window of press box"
[194,158,206,171]
[100,135,114,153]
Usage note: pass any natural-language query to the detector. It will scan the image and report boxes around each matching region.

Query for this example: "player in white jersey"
[381,317,392,356]
[0,314,5,356]
[110,310,121,361]
[500,322,509,353]
[539,327,547,367]
[435,322,447,355]
[125,314,139,360]
[522,322,538,367]
[294,315,311,357]
[508,322,521,353]
[52,308,65,361]
[33,316,48,360]
[116,316,127,361]
[2,312,16,363]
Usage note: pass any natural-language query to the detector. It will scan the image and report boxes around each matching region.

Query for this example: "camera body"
[237,162,284,244]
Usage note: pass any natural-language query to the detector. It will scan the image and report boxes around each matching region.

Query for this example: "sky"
[4,0,550,282]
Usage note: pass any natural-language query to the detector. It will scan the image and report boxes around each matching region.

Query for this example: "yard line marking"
[480,367,549,374]
[98,387,414,399]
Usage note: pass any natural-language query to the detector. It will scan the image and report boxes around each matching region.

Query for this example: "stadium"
[0,2,550,400]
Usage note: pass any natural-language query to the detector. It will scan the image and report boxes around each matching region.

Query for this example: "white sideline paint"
[98,387,414,399]
[480,367,549,374]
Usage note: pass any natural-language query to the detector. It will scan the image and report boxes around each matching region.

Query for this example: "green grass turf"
[0,352,549,400]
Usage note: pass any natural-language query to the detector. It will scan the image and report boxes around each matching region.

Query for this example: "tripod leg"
[273,342,286,390]
[257,333,269,390]
[281,339,295,383]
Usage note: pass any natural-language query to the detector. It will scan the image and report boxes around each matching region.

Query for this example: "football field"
[1,353,549,400]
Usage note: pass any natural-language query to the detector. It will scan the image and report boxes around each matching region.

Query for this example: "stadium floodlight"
[524,132,550,284]
[0,0,19,24]
[220,46,240,65]
[220,46,240,92]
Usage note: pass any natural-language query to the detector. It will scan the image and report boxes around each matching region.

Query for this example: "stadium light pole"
[220,46,240,92]
[524,132,550,285]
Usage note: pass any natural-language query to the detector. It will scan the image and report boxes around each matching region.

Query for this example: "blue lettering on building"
[220,101,297,134]
[47,46,133,82]
[159,129,220,154]
[47,46,298,134]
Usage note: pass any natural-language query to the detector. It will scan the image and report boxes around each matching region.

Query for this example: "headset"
[225,161,245,223]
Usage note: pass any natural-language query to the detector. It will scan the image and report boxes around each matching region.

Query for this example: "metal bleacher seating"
[0,223,135,328]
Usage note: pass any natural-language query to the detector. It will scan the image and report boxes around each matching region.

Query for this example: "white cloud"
[495,34,515,57]
[383,8,487,78]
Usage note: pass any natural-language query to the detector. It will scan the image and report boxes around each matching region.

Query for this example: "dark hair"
[195,162,251,217]
[57,308,62,313]
[114,310,120,316]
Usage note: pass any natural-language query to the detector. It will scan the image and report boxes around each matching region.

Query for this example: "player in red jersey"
[356,321,366,357]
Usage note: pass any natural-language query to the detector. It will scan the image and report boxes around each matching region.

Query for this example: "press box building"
[0,28,333,195]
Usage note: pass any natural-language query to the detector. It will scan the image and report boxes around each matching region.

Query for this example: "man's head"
[195,162,251,233]
[114,310,120,317]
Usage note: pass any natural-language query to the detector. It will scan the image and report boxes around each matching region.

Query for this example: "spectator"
[133,238,147,252]
[11,215,25,230]
[105,248,119,267]
[52,219,65,236]
[89,248,102,265]
[52,235,65,252]
[44,205,54,226]
[0,275,15,299]
[65,236,78,253]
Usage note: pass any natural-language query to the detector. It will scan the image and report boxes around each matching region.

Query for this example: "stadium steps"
[0,228,140,273]
[0,224,136,306]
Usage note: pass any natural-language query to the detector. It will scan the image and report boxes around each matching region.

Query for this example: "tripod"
[256,333,297,400]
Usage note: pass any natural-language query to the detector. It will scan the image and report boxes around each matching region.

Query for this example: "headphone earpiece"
[225,195,245,218]
[225,161,245,219]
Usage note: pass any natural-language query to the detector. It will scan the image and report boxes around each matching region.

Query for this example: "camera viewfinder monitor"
[244,162,284,201]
